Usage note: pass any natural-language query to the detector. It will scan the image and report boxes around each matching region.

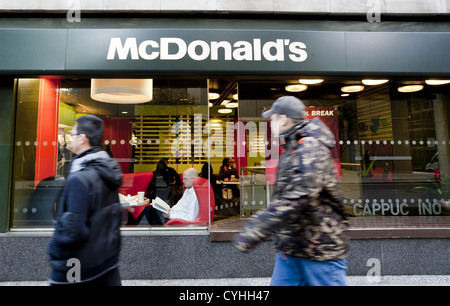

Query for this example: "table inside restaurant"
[217,180,240,185]
[121,198,150,220]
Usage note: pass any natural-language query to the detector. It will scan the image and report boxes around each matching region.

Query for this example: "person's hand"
[233,234,253,253]
[163,209,171,218]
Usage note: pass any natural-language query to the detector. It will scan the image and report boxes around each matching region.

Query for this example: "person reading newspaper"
[144,168,199,225]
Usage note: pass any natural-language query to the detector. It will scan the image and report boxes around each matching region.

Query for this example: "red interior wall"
[35,78,60,186]
[103,118,132,174]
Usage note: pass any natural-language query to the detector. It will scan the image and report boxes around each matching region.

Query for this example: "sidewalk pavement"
[1,275,449,286]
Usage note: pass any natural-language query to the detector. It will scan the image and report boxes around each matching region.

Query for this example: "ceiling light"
[362,79,389,86]
[208,102,213,107]
[91,79,153,104]
[285,84,308,92]
[299,79,324,85]
[341,85,365,93]
[232,93,238,100]
[225,102,239,108]
[425,80,450,85]
[218,108,233,114]
[208,92,220,100]
[341,93,350,97]
[398,85,424,93]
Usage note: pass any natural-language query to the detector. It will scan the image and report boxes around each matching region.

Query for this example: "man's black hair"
[75,115,104,147]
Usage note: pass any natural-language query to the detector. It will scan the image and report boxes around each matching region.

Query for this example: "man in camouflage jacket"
[233,96,349,286]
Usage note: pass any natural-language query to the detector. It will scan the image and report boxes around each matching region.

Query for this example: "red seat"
[119,172,153,196]
[165,177,215,226]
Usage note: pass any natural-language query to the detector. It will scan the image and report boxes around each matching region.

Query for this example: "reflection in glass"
[238,79,450,218]
[12,78,211,228]
[10,77,450,229]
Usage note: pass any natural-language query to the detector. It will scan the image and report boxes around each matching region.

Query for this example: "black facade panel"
[345,32,450,75]
[0,29,67,74]
[1,28,449,76]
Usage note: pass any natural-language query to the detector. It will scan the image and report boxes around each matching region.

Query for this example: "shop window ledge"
[209,216,450,241]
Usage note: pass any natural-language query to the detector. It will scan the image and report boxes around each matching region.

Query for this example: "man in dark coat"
[48,115,123,286]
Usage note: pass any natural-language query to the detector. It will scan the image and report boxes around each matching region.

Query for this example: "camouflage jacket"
[234,118,350,261]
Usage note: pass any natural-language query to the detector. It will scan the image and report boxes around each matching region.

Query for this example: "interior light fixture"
[299,79,324,85]
[341,85,365,93]
[425,80,450,85]
[362,79,389,86]
[232,93,239,100]
[398,85,424,93]
[208,92,220,100]
[91,79,153,104]
[225,102,239,108]
[285,84,308,92]
[341,93,350,97]
[218,108,233,114]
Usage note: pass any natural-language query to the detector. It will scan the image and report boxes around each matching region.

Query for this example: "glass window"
[10,77,450,229]
[207,80,241,221]
[237,78,450,219]
[11,78,210,228]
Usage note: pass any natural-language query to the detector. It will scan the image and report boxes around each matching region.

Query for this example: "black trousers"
[143,206,169,225]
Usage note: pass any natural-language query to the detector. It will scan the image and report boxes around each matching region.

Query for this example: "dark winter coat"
[48,147,123,283]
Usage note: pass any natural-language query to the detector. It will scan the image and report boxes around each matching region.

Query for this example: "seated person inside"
[218,158,240,198]
[147,157,183,206]
[200,162,220,195]
[144,168,199,225]
[218,157,239,181]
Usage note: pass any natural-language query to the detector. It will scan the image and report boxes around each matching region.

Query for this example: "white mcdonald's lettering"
[107,37,307,62]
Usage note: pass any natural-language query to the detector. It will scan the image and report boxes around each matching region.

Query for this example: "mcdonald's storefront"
[0,17,449,281]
